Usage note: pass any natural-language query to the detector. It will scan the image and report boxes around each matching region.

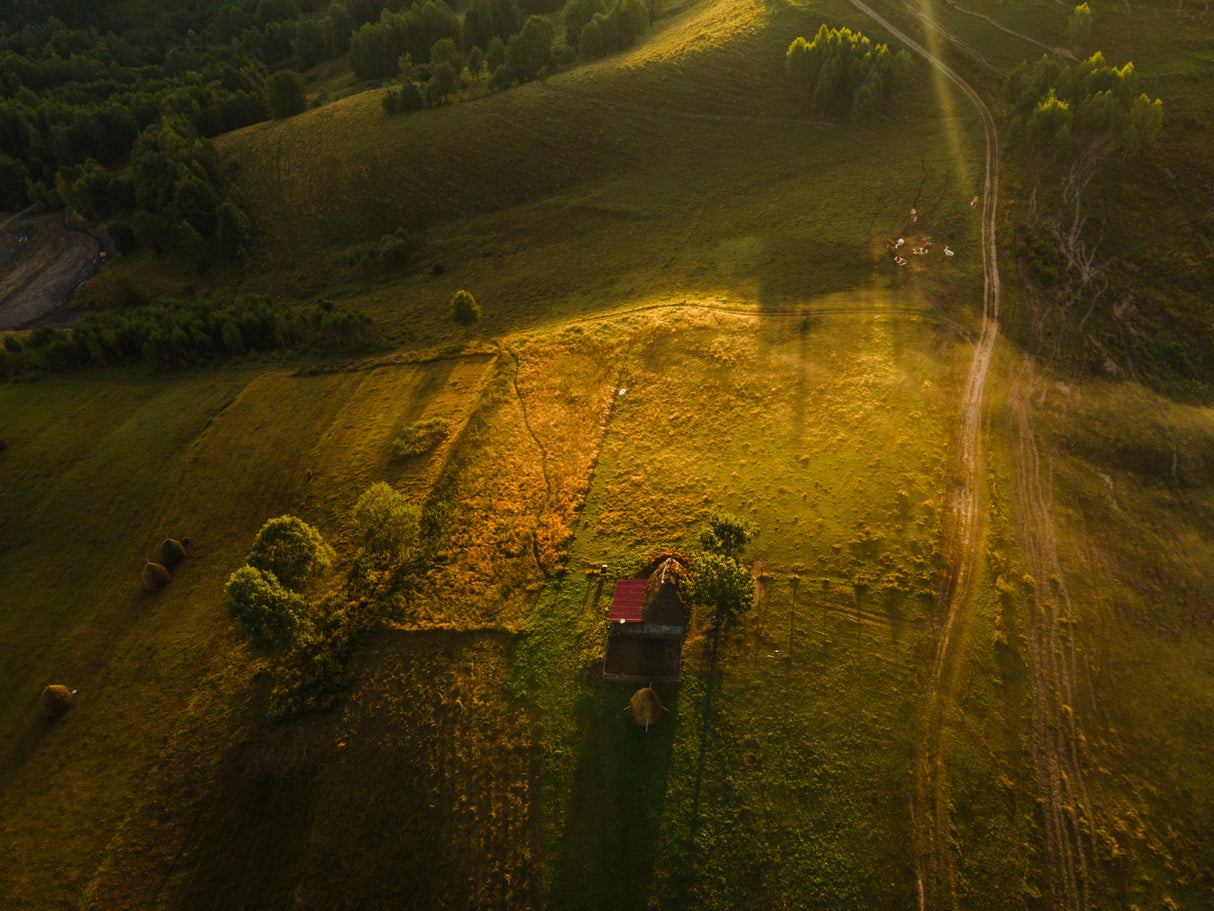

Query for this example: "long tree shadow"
[547,678,682,911]
[661,626,721,909]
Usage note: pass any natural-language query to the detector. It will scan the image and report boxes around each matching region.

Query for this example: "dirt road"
[839,1,1001,908]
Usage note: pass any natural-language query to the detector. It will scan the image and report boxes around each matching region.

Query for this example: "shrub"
[450,288,481,332]
[247,514,330,592]
[391,417,449,459]
[353,481,421,563]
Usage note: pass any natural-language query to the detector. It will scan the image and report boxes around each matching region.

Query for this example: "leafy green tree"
[353,481,421,564]
[266,70,307,119]
[487,35,507,72]
[294,16,326,69]
[687,550,755,629]
[468,46,485,80]
[506,15,554,82]
[566,0,606,45]
[225,564,311,652]
[217,199,252,260]
[429,60,459,101]
[698,510,758,561]
[1067,3,1093,49]
[430,37,462,71]
[247,515,331,592]
[578,18,605,58]
[450,289,481,332]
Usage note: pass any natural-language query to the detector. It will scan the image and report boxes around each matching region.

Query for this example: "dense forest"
[0,0,651,259]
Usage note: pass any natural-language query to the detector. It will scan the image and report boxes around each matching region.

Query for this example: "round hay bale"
[627,686,663,730]
[158,538,187,568]
[142,561,171,592]
[39,685,74,719]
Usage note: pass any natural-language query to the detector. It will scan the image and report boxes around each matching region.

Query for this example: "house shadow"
[547,680,681,911]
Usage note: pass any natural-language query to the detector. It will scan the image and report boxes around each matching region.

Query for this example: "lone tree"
[698,510,757,562]
[247,514,331,592]
[353,481,420,564]
[450,289,481,334]
[687,550,755,629]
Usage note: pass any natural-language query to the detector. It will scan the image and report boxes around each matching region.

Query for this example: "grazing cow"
[944,246,955,257]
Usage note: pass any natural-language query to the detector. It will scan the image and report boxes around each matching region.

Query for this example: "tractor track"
[1007,361,1096,911]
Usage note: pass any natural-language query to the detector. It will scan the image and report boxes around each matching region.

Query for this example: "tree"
[429,60,459,102]
[487,35,507,72]
[266,70,307,119]
[353,481,421,564]
[450,289,481,333]
[505,15,554,82]
[1067,3,1093,50]
[225,564,311,652]
[698,510,757,561]
[247,514,330,592]
[468,46,485,80]
[687,550,755,629]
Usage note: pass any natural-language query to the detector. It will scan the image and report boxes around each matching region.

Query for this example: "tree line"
[0,294,375,375]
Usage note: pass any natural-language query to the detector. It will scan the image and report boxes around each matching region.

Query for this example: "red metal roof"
[608,580,647,623]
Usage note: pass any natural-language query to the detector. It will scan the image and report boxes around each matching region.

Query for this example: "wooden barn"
[603,556,688,683]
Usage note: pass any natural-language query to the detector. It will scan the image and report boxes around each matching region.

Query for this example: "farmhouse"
[603,556,687,683]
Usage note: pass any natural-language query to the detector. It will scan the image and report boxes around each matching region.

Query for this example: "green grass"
[1037,379,1214,907]
[5,0,1214,905]
[509,306,969,907]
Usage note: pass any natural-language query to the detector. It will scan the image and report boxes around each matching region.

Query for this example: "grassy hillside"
[4,0,1214,906]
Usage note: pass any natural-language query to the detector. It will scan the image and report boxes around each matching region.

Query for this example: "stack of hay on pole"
[627,685,663,731]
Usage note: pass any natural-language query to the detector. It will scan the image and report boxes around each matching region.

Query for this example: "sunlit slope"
[221,0,985,323]
[225,0,795,252]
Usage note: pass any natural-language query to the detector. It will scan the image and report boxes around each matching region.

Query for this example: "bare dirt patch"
[0,212,102,330]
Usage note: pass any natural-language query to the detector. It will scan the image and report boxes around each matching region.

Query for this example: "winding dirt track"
[839,1,1001,907]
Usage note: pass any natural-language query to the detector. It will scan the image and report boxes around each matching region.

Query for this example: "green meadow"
[3,0,1214,906]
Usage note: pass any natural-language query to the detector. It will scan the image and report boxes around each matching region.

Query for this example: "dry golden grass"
[408,326,625,629]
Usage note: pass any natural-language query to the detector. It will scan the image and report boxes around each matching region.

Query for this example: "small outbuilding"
[603,556,688,683]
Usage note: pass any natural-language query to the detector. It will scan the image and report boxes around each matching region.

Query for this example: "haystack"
[142,561,171,592]
[627,686,663,730]
[39,685,74,719]
[158,537,189,568]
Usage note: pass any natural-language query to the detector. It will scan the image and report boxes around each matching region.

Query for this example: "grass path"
[840,0,1004,906]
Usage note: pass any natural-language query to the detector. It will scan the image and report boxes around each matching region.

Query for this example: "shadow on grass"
[547,678,682,911]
